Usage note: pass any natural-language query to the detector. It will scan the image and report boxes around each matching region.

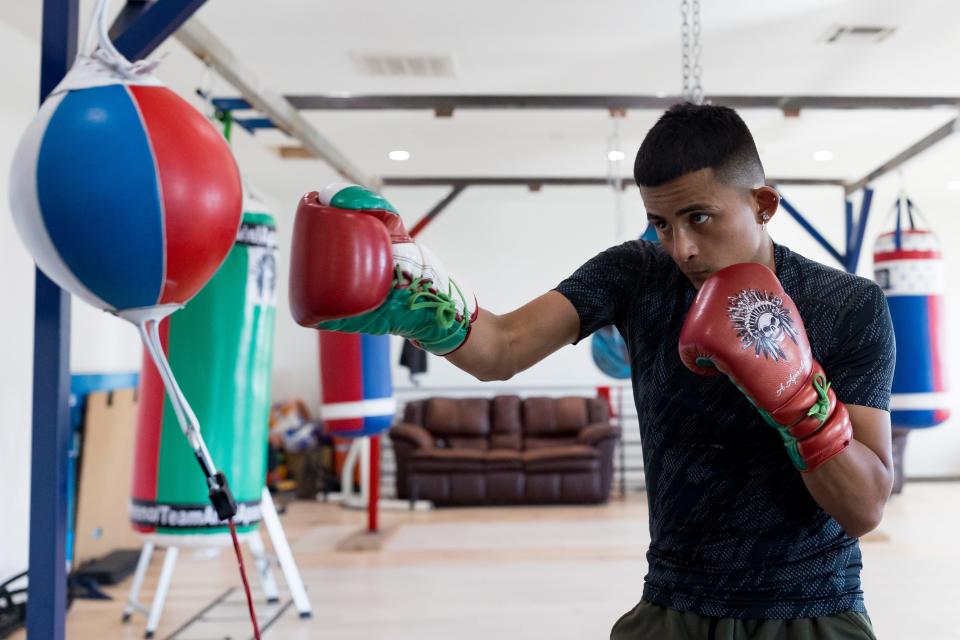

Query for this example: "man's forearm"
[445,292,582,382]
[445,308,515,381]
[801,438,893,538]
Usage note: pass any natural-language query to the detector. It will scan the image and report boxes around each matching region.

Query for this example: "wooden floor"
[19,482,960,639]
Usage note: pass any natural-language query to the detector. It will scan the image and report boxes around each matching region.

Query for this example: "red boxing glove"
[678,263,852,472]
[289,184,477,355]
[288,191,394,325]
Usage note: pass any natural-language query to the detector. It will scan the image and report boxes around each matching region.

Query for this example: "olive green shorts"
[610,601,877,640]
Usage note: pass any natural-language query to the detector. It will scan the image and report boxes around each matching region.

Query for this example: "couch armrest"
[390,423,435,450]
[576,422,620,447]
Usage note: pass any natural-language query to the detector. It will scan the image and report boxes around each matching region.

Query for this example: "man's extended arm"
[287,184,583,383]
[446,291,581,381]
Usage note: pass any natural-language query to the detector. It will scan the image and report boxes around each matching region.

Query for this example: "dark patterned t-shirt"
[555,241,895,619]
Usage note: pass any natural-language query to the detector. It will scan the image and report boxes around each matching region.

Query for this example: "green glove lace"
[397,265,469,334]
[806,373,832,425]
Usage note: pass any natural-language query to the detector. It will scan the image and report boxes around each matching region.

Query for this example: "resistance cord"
[228,518,262,640]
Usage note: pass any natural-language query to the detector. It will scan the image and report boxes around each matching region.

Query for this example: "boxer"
[289,103,894,640]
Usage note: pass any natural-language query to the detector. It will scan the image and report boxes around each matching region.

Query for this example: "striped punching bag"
[131,203,277,535]
[9,42,241,320]
[318,332,395,438]
[873,199,950,428]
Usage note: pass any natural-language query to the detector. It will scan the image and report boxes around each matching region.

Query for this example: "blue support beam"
[846,187,874,273]
[29,2,79,638]
[780,188,875,275]
[844,199,854,259]
[234,117,276,133]
[778,195,845,268]
[110,0,209,61]
[212,97,252,111]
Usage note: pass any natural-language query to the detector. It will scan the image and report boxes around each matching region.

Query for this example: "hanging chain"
[681,0,690,100]
[199,62,215,114]
[681,0,704,105]
[691,0,703,104]
[607,112,626,242]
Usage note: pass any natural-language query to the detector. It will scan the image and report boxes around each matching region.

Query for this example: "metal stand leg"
[359,437,370,505]
[260,488,312,618]
[340,438,362,502]
[144,546,178,639]
[343,437,432,513]
[246,530,280,604]
[122,541,155,622]
[368,436,380,533]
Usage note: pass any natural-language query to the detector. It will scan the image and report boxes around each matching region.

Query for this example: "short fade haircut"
[633,103,765,188]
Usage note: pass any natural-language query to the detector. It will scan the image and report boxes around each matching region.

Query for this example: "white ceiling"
[189,0,960,96]
[3,0,960,191]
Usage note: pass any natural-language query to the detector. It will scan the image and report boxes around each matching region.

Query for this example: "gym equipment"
[131,206,276,535]
[9,5,261,628]
[317,331,426,530]
[289,184,477,356]
[319,332,396,438]
[592,327,631,379]
[680,263,852,472]
[9,0,242,524]
[873,196,949,428]
[126,198,311,636]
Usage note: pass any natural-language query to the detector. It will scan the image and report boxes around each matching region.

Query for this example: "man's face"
[640,167,770,289]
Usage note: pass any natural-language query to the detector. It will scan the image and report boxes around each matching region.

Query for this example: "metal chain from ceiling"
[681,0,704,105]
[606,112,626,241]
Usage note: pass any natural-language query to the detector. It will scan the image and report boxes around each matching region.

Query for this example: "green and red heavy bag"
[130,204,277,536]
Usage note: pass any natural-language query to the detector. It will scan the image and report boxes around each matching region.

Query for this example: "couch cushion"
[490,395,522,450]
[409,448,485,472]
[586,396,610,424]
[425,398,489,434]
[524,436,578,451]
[485,449,523,471]
[523,397,589,437]
[443,436,486,450]
[389,423,434,450]
[403,399,426,425]
[523,445,599,473]
[422,398,491,451]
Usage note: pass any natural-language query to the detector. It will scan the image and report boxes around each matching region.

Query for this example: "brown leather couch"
[390,395,620,506]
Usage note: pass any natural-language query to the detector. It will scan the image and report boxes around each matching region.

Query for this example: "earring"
[760,213,770,231]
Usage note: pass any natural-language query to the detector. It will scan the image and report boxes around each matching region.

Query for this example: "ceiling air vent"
[820,25,896,43]
[351,53,456,78]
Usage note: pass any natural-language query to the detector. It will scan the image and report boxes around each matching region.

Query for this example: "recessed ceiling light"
[948,179,960,191]
[608,150,626,162]
[813,150,834,162]
[388,150,410,161]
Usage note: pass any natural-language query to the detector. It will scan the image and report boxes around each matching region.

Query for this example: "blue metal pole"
[843,199,854,272]
[211,97,253,111]
[848,187,875,273]
[111,0,210,61]
[778,195,845,267]
[233,117,277,132]
[28,2,78,638]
